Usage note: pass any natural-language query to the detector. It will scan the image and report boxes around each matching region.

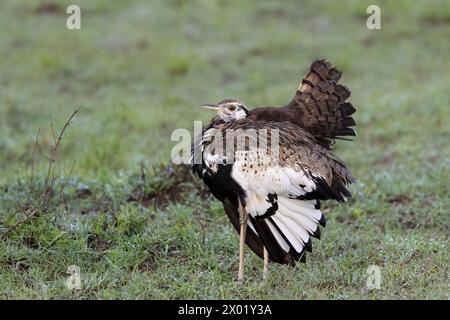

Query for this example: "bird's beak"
[200,104,221,111]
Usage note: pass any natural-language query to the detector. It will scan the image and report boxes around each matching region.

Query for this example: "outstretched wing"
[286,59,357,149]
[198,119,354,264]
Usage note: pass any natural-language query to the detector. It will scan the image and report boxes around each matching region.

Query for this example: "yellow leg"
[236,202,247,284]
[263,246,269,280]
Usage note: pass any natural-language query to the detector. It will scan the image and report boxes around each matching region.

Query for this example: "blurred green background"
[0,0,448,299]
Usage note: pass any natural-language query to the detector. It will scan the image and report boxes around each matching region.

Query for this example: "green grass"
[0,0,449,299]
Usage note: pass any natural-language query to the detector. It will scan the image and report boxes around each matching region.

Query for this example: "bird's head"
[201,99,249,122]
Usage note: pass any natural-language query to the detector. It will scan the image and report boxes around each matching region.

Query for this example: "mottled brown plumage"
[191,59,358,281]
[205,119,354,186]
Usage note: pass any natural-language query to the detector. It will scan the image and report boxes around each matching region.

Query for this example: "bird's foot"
[235,274,244,285]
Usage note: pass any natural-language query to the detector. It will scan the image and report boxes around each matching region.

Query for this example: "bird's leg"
[263,246,269,280]
[236,201,248,284]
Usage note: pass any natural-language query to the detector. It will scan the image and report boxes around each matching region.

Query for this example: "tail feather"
[277,201,318,234]
[279,197,322,222]
[248,215,291,263]
[338,117,357,129]
[220,187,329,265]
[287,59,358,149]
[340,102,357,116]
[272,215,305,252]
[250,195,325,265]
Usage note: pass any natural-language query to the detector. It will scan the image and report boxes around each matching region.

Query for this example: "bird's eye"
[228,106,236,111]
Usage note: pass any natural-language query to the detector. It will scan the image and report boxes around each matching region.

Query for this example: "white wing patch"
[201,144,325,256]
[266,219,290,252]
[268,196,322,254]
[271,214,305,252]
[278,197,322,222]
[230,149,317,217]
[229,149,324,255]
[277,201,317,234]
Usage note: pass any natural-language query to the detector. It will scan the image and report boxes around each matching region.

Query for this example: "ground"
[0,0,449,299]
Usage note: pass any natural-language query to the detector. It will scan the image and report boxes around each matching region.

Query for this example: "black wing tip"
[319,214,327,227]
[314,199,321,210]
[312,226,321,240]
[305,238,313,252]
[300,251,307,263]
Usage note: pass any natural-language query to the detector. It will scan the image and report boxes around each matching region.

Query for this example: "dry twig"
[1,107,81,237]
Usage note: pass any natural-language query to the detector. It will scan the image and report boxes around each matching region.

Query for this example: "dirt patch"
[336,215,360,230]
[423,15,450,26]
[86,234,111,252]
[138,255,158,274]
[399,211,418,229]
[34,2,63,15]
[255,7,289,19]
[141,189,183,208]
[2,258,30,272]
[22,236,40,249]
[127,164,210,208]
[76,184,93,198]
[361,35,375,47]
[419,195,435,208]
[374,151,397,166]
[388,195,412,205]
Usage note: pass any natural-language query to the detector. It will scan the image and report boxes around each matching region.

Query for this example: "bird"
[191,59,357,283]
